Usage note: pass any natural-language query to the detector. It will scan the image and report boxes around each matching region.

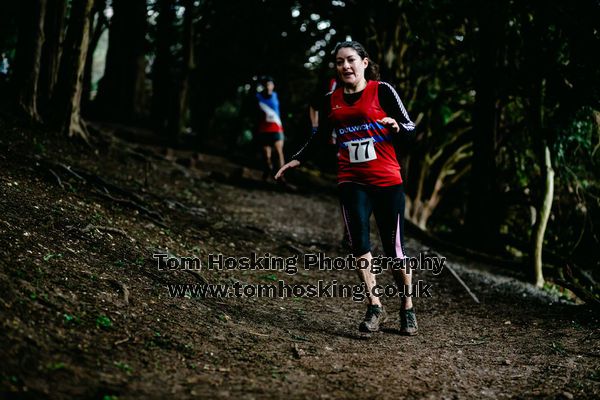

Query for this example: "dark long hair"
[333,41,380,81]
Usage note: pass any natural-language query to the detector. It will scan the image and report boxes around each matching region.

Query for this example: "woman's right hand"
[275,160,300,180]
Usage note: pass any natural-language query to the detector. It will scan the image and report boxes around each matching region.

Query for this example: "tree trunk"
[14,0,47,121]
[151,0,176,135]
[409,136,472,230]
[94,0,147,122]
[173,0,195,136]
[532,145,554,287]
[82,0,108,113]
[528,75,554,288]
[54,0,94,140]
[39,0,67,108]
[465,0,504,250]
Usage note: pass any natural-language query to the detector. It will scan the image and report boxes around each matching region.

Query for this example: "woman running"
[255,76,286,180]
[275,41,417,335]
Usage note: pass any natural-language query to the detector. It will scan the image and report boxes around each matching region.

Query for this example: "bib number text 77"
[347,138,377,163]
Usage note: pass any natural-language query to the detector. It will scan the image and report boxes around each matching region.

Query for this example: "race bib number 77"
[346,138,377,163]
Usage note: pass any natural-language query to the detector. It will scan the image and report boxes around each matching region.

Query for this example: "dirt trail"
[0,125,599,399]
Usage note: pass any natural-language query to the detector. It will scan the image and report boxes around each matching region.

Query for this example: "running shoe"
[358,305,387,332]
[400,307,418,336]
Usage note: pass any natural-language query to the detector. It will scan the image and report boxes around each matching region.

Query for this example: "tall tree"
[94,0,147,122]
[13,0,47,121]
[151,0,176,135]
[53,0,95,140]
[38,0,67,108]
[465,0,505,250]
[173,0,195,136]
[524,7,552,287]
[151,0,195,140]
[82,0,108,113]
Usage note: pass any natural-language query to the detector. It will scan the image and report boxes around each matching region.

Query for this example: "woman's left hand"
[377,117,399,133]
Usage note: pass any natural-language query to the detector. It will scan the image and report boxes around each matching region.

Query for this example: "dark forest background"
[0,0,599,300]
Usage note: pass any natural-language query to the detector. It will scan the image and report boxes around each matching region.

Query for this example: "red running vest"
[329,80,402,186]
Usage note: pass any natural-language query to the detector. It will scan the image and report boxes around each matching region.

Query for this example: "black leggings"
[339,182,407,258]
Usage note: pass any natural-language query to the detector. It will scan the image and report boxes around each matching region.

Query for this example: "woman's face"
[265,81,275,94]
[335,47,368,87]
